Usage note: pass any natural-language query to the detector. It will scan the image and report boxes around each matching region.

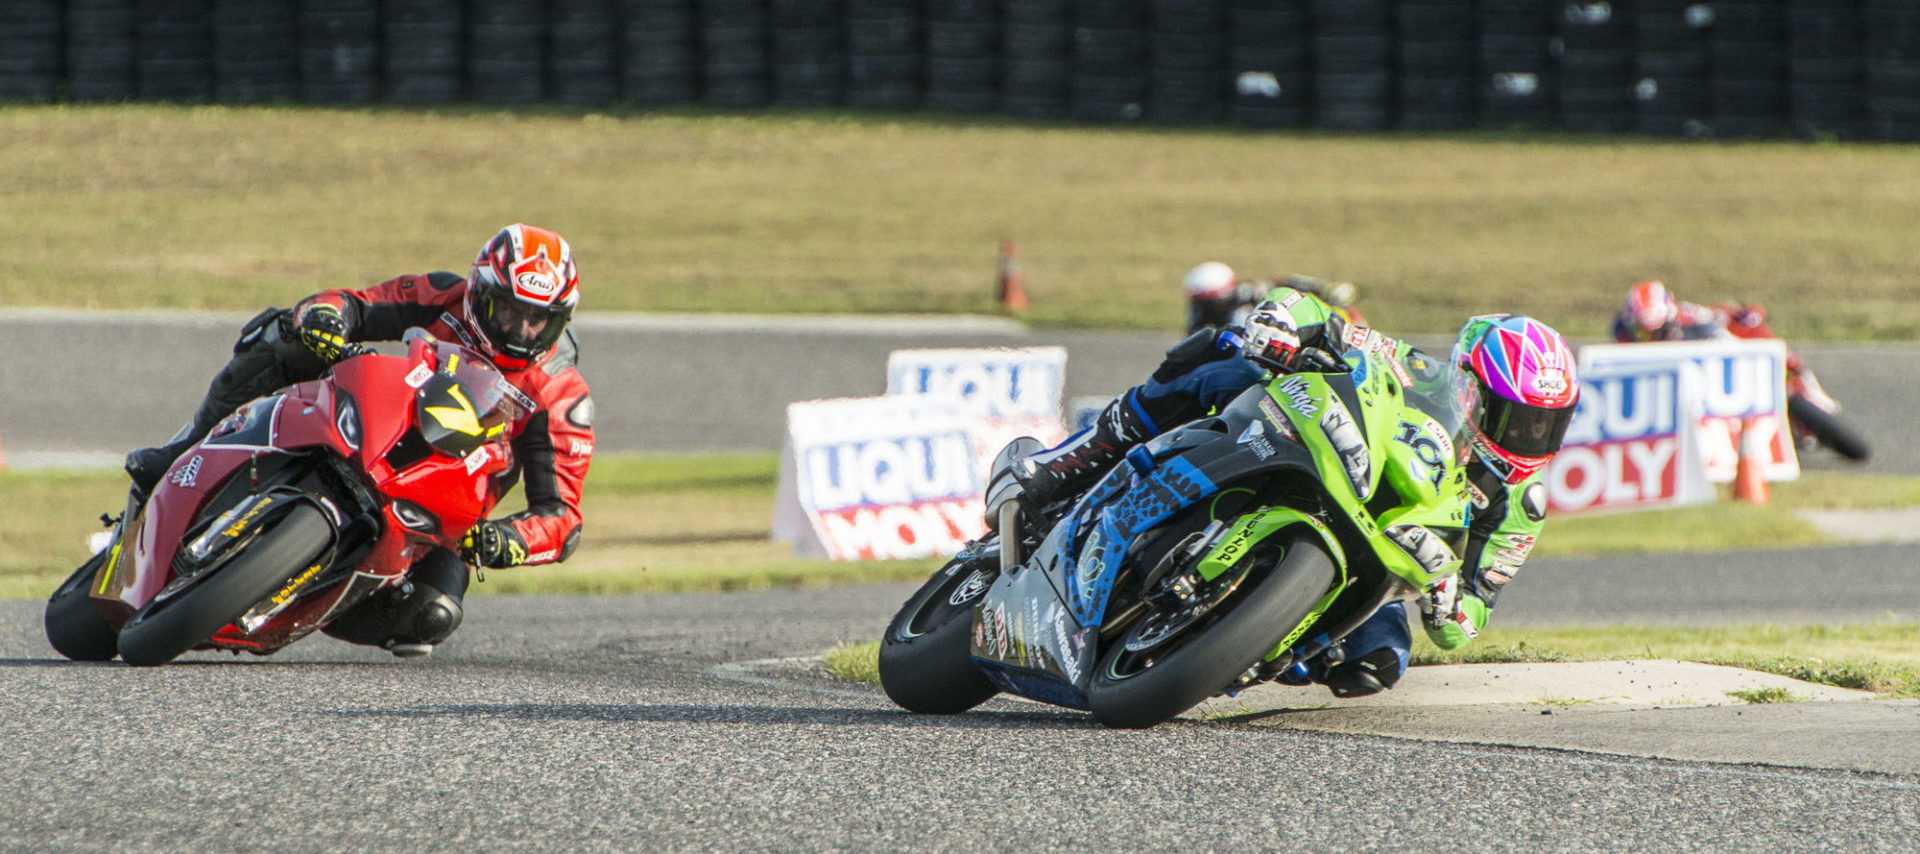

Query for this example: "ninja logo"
[1275,376,1318,417]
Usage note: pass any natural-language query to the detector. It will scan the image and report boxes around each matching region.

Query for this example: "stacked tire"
[1071,0,1148,123]
[622,0,697,107]
[1787,0,1863,140]
[1149,0,1228,126]
[384,0,462,105]
[1634,0,1713,137]
[1396,0,1476,131]
[1,0,62,103]
[1002,0,1070,119]
[552,0,620,106]
[301,0,379,104]
[846,0,918,110]
[924,0,997,113]
[1310,0,1392,131]
[771,0,844,108]
[1712,1,1788,138]
[67,0,138,102]
[213,0,296,103]
[1555,0,1633,134]
[138,0,214,103]
[1228,0,1308,129]
[1864,0,1920,142]
[469,0,544,104]
[1478,0,1555,130]
[702,0,769,108]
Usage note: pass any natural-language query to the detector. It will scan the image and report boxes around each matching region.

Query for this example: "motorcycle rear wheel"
[878,550,1000,715]
[1788,394,1870,461]
[116,503,333,667]
[1086,531,1335,729]
[45,547,120,661]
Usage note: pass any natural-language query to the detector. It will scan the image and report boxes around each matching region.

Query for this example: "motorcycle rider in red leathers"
[123,224,594,657]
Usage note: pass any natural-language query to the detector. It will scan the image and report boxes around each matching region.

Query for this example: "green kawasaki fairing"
[1195,340,1472,669]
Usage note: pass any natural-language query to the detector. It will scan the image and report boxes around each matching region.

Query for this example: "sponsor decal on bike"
[1046,601,1083,684]
[1394,419,1451,491]
[405,364,434,389]
[1275,376,1318,417]
[464,443,492,474]
[980,602,1011,659]
[222,495,275,538]
[1256,397,1297,441]
[267,562,327,609]
[1237,420,1276,460]
[168,455,202,489]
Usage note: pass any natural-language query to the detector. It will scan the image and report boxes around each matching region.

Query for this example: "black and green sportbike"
[879,343,1472,729]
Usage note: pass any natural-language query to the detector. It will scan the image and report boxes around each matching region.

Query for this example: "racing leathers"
[124,271,595,652]
[1029,289,1547,696]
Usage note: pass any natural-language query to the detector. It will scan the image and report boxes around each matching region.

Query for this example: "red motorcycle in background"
[45,329,521,666]
[1716,302,1871,462]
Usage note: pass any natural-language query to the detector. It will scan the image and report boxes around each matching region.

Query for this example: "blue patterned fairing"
[975,660,1090,710]
[1065,456,1218,626]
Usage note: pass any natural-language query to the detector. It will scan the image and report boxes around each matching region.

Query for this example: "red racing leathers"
[295,271,594,566]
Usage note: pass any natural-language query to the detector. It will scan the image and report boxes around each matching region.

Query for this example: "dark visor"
[1479,386,1576,459]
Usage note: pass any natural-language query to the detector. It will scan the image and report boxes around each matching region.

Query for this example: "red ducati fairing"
[46,330,520,665]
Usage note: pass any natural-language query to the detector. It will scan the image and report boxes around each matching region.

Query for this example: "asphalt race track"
[3,311,1918,850]
[4,579,1918,853]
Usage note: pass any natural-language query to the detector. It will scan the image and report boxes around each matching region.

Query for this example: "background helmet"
[1622,280,1678,341]
[1183,261,1239,332]
[466,223,580,370]
[1450,315,1580,483]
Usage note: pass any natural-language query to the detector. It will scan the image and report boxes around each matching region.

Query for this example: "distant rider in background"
[122,223,596,657]
[1183,261,1363,335]
[1012,285,1579,698]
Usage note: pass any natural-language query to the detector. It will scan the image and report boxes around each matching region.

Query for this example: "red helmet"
[465,223,580,370]
[1621,280,1677,342]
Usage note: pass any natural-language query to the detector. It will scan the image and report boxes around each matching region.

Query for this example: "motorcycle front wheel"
[116,503,334,667]
[1788,394,1870,462]
[1086,530,1336,729]
[877,548,1000,715]
[45,547,120,661]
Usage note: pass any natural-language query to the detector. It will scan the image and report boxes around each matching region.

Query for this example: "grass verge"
[2,454,1914,599]
[822,624,1920,699]
[6,105,1920,339]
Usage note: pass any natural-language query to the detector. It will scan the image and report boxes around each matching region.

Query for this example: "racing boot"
[1323,648,1406,698]
[1015,395,1153,509]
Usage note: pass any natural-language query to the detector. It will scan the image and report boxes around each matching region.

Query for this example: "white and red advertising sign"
[1545,362,1713,514]
[1578,340,1799,483]
[772,396,989,561]
[886,346,1070,475]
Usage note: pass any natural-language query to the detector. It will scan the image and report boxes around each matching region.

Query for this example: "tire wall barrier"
[0,0,1903,140]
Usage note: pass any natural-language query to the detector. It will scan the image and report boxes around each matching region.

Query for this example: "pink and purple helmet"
[1450,314,1580,483]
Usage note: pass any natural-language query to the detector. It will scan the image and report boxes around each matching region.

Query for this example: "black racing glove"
[296,304,355,363]
[460,519,529,569]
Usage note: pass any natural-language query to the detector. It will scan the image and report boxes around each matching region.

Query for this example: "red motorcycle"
[1716,302,1871,462]
[45,329,521,665]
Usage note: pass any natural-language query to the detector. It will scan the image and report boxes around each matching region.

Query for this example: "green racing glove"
[1419,575,1490,651]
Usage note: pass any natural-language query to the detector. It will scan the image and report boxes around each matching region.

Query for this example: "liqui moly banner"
[1578,340,1799,483]
[886,346,1071,474]
[772,396,989,561]
[1546,363,1713,514]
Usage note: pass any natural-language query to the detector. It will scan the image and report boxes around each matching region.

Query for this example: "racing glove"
[1418,575,1489,651]
[296,304,355,363]
[460,519,529,569]
[1241,301,1303,372]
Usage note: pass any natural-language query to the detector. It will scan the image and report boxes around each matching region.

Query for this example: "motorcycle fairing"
[969,566,1094,709]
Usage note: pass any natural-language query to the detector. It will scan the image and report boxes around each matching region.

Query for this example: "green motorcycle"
[879,341,1472,728]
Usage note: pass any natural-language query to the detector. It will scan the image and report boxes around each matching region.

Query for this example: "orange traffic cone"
[996,239,1028,315]
[1731,417,1769,505]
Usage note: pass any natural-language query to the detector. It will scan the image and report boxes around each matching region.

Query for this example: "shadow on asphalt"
[327,702,1100,729]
